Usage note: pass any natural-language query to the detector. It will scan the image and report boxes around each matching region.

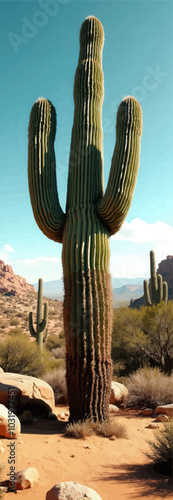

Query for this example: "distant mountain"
[0,260,36,297]
[32,276,144,306]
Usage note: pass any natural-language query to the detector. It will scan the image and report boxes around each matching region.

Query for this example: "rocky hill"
[0,260,36,297]
[130,255,173,308]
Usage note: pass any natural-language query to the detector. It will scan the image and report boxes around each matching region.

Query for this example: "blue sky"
[0,0,173,284]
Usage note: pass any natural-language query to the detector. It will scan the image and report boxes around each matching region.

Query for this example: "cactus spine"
[29,278,48,350]
[144,250,168,306]
[28,16,142,422]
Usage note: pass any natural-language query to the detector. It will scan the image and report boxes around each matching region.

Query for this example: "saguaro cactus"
[28,16,143,422]
[29,278,48,350]
[144,250,168,306]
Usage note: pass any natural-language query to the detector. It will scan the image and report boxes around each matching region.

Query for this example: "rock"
[141,408,153,416]
[0,259,36,297]
[0,404,20,438]
[0,373,55,415]
[46,482,102,500]
[156,414,169,423]
[154,404,173,417]
[109,404,119,414]
[15,467,39,490]
[109,381,128,406]
[0,368,4,373]
[147,423,160,429]
[57,412,66,420]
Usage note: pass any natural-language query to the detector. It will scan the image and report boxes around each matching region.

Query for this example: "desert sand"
[1,407,172,500]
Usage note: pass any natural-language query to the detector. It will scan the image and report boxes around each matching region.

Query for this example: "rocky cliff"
[130,255,173,308]
[0,260,36,297]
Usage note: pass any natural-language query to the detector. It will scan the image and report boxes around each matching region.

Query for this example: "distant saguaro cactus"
[144,250,168,306]
[29,278,48,350]
[28,16,143,422]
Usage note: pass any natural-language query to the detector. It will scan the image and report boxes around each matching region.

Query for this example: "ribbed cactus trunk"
[28,16,143,422]
[62,17,112,422]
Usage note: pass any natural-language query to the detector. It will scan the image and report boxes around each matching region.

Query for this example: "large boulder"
[46,482,102,500]
[0,373,55,416]
[109,381,128,406]
[0,404,20,438]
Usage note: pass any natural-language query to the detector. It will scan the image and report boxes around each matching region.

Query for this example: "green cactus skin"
[28,16,142,422]
[29,278,48,350]
[144,250,168,306]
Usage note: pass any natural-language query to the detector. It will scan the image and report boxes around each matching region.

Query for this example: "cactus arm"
[28,99,66,243]
[29,311,36,338]
[144,279,152,307]
[157,274,163,303]
[43,327,48,343]
[163,281,168,303]
[41,302,48,332]
[95,97,142,236]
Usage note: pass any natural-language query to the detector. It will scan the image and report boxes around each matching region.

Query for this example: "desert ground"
[1,406,172,500]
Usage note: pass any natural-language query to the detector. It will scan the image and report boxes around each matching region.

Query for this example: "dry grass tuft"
[64,419,94,439]
[64,418,128,440]
[96,419,128,439]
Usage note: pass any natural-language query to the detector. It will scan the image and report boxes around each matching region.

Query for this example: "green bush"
[125,367,173,408]
[112,302,173,377]
[0,334,50,377]
[46,334,64,351]
[146,419,173,476]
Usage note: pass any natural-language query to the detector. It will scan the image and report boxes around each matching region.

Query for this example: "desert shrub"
[96,419,128,438]
[146,419,173,476]
[46,335,63,351]
[0,334,50,377]
[125,367,173,408]
[9,317,20,327]
[0,317,7,329]
[43,368,68,404]
[65,419,94,439]
[112,302,173,377]
[7,327,24,336]
[59,331,65,339]
[51,346,66,359]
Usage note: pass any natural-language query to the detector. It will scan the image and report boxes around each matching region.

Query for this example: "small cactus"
[144,251,168,306]
[29,278,48,350]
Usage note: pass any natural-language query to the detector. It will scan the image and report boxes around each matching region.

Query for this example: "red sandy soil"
[1,407,172,500]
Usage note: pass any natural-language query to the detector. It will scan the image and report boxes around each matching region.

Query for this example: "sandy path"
[1,408,172,500]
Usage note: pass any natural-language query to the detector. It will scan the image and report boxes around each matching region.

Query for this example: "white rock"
[0,404,20,439]
[46,481,102,499]
[109,404,119,414]
[15,467,39,490]
[0,373,55,413]
[109,381,128,406]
